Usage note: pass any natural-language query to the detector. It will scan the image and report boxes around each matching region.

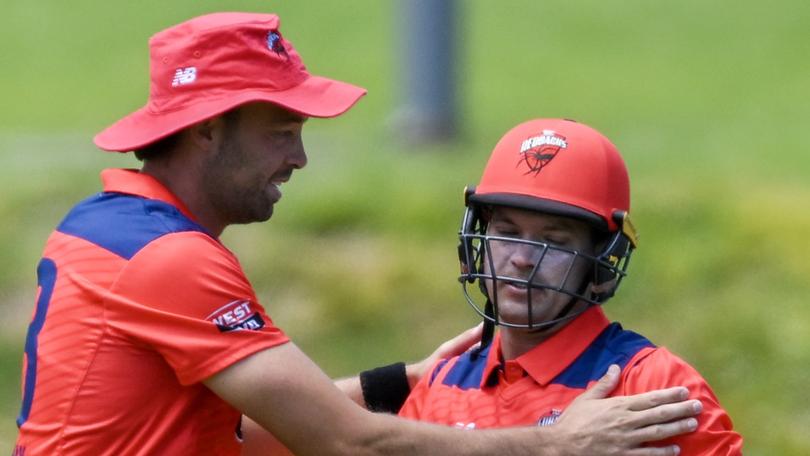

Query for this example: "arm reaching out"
[242,325,483,455]
[228,342,700,456]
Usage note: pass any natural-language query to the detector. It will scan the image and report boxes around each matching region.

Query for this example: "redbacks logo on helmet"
[518,129,568,175]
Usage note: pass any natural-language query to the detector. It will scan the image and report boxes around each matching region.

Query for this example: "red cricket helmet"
[472,118,631,232]
[458,119,638,341]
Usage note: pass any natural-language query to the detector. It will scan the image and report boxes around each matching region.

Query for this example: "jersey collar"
[480,306,611,388]
[100,168,198,222]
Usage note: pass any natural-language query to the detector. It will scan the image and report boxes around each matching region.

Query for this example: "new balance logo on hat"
[172,67,197,87]
[266,31,287,57]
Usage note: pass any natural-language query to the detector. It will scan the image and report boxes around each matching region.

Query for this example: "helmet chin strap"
[472,298,497,360]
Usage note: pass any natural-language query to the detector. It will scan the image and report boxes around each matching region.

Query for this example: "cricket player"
[391,119,742,454]
[15,13,701,456]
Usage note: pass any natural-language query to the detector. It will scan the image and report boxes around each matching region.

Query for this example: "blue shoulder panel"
[441,345,492,390]
[57,192,208,260]
[429,358,450,386]
[552,323,655,389]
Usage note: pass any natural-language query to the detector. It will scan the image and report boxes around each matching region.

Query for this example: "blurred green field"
[2,1,809,454]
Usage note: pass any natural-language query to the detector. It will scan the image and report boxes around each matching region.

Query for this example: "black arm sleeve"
[359,362,411,414]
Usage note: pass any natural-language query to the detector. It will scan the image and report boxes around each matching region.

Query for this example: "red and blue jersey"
[400,307,742,454]
[14,169,289,455]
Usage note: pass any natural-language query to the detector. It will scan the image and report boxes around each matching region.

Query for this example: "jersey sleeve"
[621,347,743,455]
[106,231,289,385]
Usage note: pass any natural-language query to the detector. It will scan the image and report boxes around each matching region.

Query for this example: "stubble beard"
[202,135,274,226]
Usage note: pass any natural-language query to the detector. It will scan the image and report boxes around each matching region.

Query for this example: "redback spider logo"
[517,130,568,175]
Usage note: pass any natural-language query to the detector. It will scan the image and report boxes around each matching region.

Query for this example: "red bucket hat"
[94,12,367,152]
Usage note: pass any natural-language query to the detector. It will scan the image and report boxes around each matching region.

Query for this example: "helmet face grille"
[457,205,633,330]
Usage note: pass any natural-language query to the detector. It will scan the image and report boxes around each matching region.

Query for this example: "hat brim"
[94,75,367,152]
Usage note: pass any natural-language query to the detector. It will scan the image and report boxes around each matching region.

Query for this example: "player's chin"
[253,194,278,220]
[495,302,532,327]
[257,205,275,222]
[233,200,275,225]
[496,297,558,327]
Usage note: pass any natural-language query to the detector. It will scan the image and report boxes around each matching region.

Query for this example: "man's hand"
[406,323,483,388]
[550,364,701,456]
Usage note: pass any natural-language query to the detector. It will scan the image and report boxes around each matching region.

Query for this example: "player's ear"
[197,119,216,140]
[188,116,226,152]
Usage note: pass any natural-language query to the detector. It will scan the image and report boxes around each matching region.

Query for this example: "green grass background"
[1,1,809,453]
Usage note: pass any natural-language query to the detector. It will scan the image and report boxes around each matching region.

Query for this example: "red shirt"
[400,307,742,454]
[15,169,289,455]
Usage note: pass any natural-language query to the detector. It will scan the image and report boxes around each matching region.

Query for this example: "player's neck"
[141,161,227,237]
[499,300,590,359]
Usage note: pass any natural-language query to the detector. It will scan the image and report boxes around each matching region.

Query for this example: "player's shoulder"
[58,191,212,260]
[111,230,253,318]
[620,343,742,451]
[108,201,241,287]
[629,343,696,371]
[125,230,238,278]
[623,342,715,392]
[597,322,656,354]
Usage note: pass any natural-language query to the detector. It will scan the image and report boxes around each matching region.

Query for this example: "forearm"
[240,416,294,456]
[214,343,695,456]
[352,412,558,456]
[333,375,365,407]
[211,343,550,456]
[241,404,554,456]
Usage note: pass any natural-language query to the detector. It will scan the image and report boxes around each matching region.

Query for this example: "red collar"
[100,168,197,222]
[480,306,611,387]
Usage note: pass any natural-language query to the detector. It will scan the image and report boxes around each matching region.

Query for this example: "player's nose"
[509,242,543,270]
[287,139,307,169]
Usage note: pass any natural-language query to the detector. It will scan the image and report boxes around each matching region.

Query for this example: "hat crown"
[147,13,308,113]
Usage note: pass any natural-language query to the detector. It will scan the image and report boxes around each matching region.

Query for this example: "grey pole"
[393,0,458,144]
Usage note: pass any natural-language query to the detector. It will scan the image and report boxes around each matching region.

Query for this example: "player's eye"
[543,235,572,248]
[491,224,519,237]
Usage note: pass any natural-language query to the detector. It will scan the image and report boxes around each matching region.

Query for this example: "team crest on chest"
[518,130,568,175]
[537,409,562,427]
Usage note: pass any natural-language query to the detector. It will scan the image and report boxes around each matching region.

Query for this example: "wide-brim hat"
[94,12,367,152]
